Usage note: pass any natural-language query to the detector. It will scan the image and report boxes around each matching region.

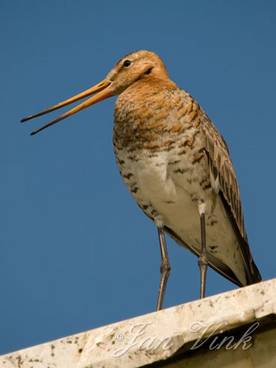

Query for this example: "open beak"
[21,79,113,135]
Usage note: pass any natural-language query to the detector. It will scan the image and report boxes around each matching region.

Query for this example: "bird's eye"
[123,59,132,67]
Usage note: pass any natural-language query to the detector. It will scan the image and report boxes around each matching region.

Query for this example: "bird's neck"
[115,76,177,115]
[113,77,180,152]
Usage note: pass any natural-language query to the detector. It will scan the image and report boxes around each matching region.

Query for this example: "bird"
[21,50,261,310]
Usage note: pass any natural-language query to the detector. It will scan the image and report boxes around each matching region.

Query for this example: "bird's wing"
[200,109,261,284]
[164,225,244,286]
[201,113,246,238]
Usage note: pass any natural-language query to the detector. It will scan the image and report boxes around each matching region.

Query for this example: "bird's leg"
[198,202,208,298]
[156,226,171,311]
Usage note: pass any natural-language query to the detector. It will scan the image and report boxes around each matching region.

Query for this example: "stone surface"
[1,279,276,368]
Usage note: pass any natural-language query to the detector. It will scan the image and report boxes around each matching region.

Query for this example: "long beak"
[21,79,113,135]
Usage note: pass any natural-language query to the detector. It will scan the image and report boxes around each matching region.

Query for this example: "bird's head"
[106,50,168,94]
[21,50,169,135]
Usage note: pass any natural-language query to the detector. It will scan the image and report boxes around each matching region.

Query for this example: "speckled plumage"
[113,51,261,287]
[22,49,261,301]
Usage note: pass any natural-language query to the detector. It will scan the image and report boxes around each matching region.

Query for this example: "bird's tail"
[246,256,262,285]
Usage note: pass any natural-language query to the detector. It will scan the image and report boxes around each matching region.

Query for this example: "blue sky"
[1,0,275,354]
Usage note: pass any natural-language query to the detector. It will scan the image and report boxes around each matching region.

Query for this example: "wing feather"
[200,112,261,284]
[202,117,247,238]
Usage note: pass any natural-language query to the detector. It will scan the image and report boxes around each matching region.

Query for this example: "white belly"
[116,149,247,285]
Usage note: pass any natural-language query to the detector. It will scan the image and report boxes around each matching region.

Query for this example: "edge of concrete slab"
[1,278,276,368]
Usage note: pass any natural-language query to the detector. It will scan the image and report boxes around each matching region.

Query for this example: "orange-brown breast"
[112,74,259,286]
[113,76,247,243]
[113,77,202,153]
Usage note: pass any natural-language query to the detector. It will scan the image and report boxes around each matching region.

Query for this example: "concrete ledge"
[1,279,276,367]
